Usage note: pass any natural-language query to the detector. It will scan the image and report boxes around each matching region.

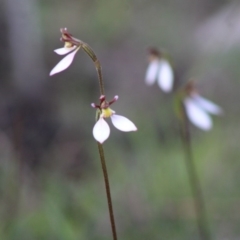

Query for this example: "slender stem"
[81,43,105,95]
[94,59,104,95]
[81,38,115,238]
[97,142,118,240]
[179,103,211,240]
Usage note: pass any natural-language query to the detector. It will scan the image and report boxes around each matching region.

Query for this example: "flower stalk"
[81,43,104,95]
[80,36,117,240]
[145,48,219,240]
[179,100,212,240]
[97,142,117,240]
[50,28,123,240]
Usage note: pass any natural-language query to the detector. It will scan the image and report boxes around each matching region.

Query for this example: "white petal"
[145,60,160,85]
[93,118,110,143]
[184,97,212,131]
[54,46,77,55]
[50,49,78,76]
[191,94,223,115]
[111,115,137,132]
[157,60,174,92]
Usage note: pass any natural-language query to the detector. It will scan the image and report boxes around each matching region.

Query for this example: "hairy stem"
[180,103,211,240]
[97,143,118,240]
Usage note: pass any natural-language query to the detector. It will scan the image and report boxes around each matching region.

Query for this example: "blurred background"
[0,0,240,239]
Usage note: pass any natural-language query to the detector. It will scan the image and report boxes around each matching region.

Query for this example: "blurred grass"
[1,119,238,239]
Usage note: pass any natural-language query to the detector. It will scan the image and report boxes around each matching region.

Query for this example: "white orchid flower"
[50,28,81,76]
[184,92,223,131]
[92,95,137,144]
[50,45,80,76]
[145,48,174,92]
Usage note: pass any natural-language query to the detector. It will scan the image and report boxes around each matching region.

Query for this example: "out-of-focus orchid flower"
[145,48,174,92]
[91,95,137,144]
[50,28,81,76]
[183,82,223,130]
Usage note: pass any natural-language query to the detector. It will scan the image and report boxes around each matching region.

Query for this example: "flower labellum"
[92,95,137,143]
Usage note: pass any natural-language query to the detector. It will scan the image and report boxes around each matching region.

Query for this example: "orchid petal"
[184,97,212,131]
[50,48,79,76]
[157,60,174,92]
[111,115,137,132]
[145,60,159,85]
[192,94,223,115]
[54,46,77,55]
[93,118,110,143]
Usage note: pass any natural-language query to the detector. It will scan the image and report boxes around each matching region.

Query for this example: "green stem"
[81,39,115,239]
[97,143,118,240]
[180,103,211,240]
[81,43,105,95]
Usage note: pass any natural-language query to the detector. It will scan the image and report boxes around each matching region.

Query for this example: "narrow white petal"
[54,46,76,55]
[192,94,223,115]
[157,60,174,92]
[111,115,137,132]
[145,60,160,85]
[184,97,212,131]
[93,118,110,143]
[50,49,78,76]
